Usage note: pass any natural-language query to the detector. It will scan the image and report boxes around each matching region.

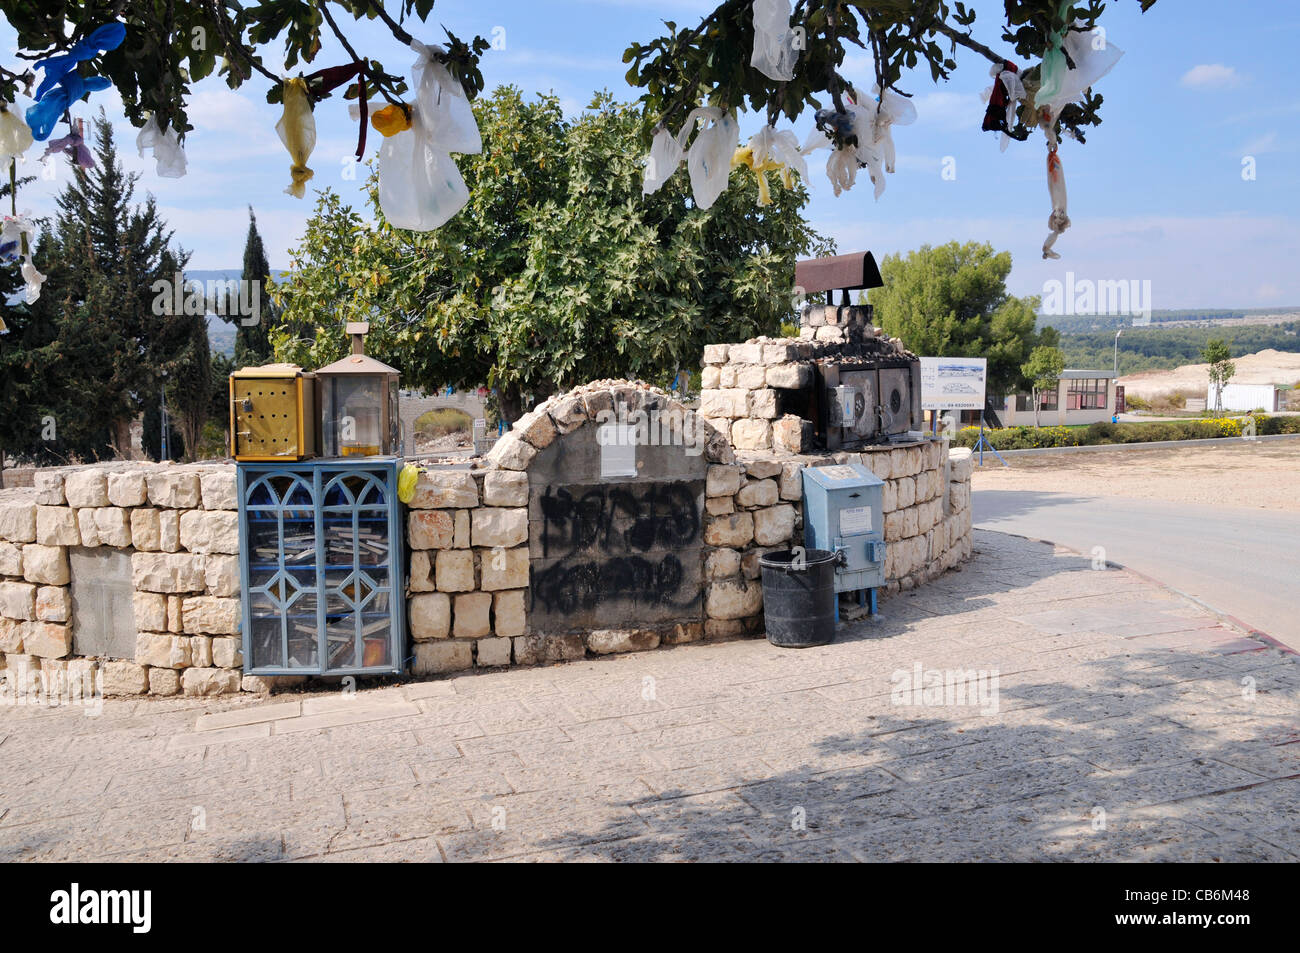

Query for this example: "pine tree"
[0,111,191,463]
[222,206,280,368]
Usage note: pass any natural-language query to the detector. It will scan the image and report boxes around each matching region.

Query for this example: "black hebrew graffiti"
[536,481,700,559]
[529,480,703,619]
[531,553,686,614]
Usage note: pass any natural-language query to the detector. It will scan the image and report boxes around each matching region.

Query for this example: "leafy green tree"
[1202,337,1235,413]
[271,88,831,420]
[1021,344,1065,427]
[624,1,1158,147]
[0,2,1153,155]
[871,241,1055,397]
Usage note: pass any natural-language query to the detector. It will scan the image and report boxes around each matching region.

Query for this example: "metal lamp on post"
[315,322,403,458]
[1113,329,1123,422]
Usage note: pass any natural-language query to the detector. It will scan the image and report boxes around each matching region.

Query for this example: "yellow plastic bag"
[276,78,317,199]
[397,463,421,504]
[371,103,412,138]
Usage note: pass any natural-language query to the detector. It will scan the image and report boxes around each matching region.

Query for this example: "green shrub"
[947,415,1300,450]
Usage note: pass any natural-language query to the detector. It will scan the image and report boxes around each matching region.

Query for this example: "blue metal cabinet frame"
[237,458,406,676]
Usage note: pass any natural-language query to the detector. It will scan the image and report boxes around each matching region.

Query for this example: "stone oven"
[699,252,923,456]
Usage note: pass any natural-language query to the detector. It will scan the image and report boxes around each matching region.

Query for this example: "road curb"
[971,432,1300,460]
[972,528,1295,656]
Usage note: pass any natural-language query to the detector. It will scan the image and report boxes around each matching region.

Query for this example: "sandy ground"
[971,438,1300,513]
[1121,348,1300,400]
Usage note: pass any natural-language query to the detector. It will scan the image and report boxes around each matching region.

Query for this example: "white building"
[1211,381,1287,413]
[1002,369,1117,426]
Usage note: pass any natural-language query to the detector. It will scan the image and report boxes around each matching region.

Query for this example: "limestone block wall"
[0,463,245,699]
[0,387,975,698]
[698,442,974,638]
[698,325,917,454]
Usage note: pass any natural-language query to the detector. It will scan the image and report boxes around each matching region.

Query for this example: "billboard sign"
[920,357,987,411]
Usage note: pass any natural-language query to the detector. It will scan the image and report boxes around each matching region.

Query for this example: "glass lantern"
[316,322,402,457]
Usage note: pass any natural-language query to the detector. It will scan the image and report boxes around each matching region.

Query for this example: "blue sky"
[3,0,1297,308]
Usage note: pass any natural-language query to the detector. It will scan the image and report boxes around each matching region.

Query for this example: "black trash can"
[758,548,837,648]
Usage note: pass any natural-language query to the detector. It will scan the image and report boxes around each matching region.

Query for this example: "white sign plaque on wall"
[598,423,638,479]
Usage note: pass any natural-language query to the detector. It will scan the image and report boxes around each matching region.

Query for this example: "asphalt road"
[974,490,1300,650]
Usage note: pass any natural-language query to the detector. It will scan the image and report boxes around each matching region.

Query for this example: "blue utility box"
[801,463,885,614]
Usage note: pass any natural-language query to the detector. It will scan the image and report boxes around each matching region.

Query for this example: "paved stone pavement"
[1,530,1297,862]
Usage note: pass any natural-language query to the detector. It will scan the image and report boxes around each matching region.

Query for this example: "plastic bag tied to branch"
[0,212,44,304]
[751,0,799,82]
[377,41,482,231]
[24,21,124,143]
[0,106,33,163]
[1034,17,1123,259]
[276,77,317,199]
[31,22,126,100]
[26,72,112,141]
[732,125,805,206]
[43,120,94,168]
[981,60,1026,152]
[684,108,739,210]
[802,88,915,200]
[136,115,187,178]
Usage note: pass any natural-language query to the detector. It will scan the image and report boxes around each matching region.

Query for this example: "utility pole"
[160,386,169,461]
[1113,328,1123,378]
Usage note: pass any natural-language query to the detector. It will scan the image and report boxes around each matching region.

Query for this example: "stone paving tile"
[2,529,1297,862]
[195,700,303,732]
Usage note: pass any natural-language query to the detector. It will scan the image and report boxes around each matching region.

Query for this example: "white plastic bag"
[642,125,685,195]
[410,40,481,155]
[1042,149,1069,259]
[1035,27,1123,114]
[0,107,33,163]
[749,125,807,182]
[685,109,739,210]
[377,42,482,231]
[136,116,187,178]
[798,124,859,197]
[864,86,916,195]
[751,0,798,82]
[379,124,470,231]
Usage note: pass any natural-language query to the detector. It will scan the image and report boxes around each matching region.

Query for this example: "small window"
[1067,378,1107,410]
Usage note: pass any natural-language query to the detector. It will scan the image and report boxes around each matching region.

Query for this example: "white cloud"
[1180,64,1243,89]
[1238,131,1280,155]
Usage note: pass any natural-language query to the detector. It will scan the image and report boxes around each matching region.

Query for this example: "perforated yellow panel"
[230,376,315,460]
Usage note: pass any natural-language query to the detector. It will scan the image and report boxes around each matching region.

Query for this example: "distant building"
[1212,381,1288,413]
[1002,369,1117,426]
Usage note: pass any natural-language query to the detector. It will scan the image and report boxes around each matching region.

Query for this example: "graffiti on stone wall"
[530,480,702,616]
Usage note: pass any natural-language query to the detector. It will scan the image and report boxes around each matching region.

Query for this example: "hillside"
[1119,349,1300,400]
[1055,320,1300,376]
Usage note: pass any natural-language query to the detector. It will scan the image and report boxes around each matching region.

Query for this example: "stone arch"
[399,390,489,456]
[485,381,732,638]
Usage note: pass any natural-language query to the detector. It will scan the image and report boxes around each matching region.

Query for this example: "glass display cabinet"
[238,459,405,676]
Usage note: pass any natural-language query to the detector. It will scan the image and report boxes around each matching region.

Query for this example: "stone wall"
[0,386,974,697]
[0,463,245,699]
[698,320,918,454]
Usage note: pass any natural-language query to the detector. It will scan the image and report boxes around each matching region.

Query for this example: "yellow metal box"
[229,364,317,461]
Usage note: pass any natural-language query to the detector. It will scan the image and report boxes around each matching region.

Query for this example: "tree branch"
[932,20,1004,66]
